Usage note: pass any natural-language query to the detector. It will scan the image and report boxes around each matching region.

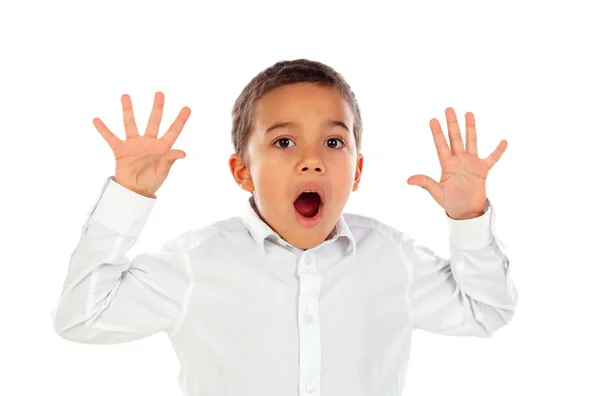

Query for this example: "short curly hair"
[231,59,363,163]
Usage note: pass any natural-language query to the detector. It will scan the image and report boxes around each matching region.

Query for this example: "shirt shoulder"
[341,212,410,246]
[159,216,247,252]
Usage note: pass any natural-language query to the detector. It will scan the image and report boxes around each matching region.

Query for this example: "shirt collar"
[241,195,356,255]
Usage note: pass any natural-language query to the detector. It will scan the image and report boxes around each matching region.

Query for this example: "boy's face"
[229,82,363,249]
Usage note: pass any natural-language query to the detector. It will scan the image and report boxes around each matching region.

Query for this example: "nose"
[296,148,326,175]
[301,164,323,173]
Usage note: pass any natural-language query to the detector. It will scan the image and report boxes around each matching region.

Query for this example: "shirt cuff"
[88,176,157,236]
[447,198,494,250]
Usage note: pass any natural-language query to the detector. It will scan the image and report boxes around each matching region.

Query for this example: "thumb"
[164,149,186,163]
[407,174,445,206]
[158,150,186,175]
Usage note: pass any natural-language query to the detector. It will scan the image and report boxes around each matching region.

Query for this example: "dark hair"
[231,59,363,163]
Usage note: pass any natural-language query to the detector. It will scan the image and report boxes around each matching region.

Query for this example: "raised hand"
[407,108,507,220]
[93,92,191,198]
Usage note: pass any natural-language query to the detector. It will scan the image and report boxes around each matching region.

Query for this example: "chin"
[291,207,339,249]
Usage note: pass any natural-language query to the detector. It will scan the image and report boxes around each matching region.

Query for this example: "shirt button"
[306,382,316,392]
[303,313,313,324]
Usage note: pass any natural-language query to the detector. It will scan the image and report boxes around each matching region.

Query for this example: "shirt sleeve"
[51,176,191,344]
[404,198,518,337]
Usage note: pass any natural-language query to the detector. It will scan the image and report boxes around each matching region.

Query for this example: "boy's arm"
[403,198,518,337]
[52,176,190,344]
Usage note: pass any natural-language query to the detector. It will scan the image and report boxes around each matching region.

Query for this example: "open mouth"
[293,191,323,219]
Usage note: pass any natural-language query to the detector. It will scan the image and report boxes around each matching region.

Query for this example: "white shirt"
[52,176,518,396]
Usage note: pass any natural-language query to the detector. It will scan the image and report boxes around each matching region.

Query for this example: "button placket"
[297,251,321,395]
[303,313,313,324]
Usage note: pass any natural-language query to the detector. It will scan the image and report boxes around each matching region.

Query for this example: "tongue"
[294,192,321,218]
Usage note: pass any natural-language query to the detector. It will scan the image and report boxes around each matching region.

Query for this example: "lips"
[293,182,326,204]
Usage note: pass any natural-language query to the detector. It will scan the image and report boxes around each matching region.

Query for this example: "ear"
[352,153,364,192]
[229,153,255,192]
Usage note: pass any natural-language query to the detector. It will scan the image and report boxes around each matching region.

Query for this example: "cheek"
[327,152,356,176]
[250,160,288,196]
[329,158,357,195]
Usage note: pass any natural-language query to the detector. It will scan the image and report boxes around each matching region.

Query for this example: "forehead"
[253,83,354,128]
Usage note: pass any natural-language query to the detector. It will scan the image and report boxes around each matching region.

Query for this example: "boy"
[52,59,518,396]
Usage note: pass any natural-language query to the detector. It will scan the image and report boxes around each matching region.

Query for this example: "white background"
[1,0,598,395]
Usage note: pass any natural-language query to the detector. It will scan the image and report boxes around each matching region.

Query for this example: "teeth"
[297,189,322,200]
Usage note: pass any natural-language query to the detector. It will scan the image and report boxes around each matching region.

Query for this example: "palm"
[113,136,173,195]
[407,108,507,220]
[437,153,489,219]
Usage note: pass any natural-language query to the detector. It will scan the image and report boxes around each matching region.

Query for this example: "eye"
[325,138,345,149]
[274,137,296,148]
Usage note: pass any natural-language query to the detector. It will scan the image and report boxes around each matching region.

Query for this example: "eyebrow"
[265,120,350,134]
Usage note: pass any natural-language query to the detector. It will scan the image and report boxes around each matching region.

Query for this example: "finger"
[407,174,445,207]
[145,91,165,138]
[465,111,478,156]
[93,117,121,150]
[445,107,464,154]
[485,139,508,169]
[164,149,186,162]
[162,106,192,147]
[121,94,139,139]
[430,118,452,166]
[157,150,186,179]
